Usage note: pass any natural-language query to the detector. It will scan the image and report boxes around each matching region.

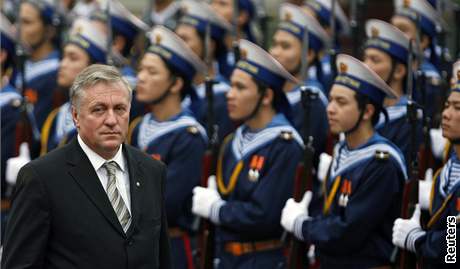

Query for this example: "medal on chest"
[248,155,265,182]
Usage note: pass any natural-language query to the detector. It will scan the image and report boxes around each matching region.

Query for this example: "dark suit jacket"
[1,138,171,269]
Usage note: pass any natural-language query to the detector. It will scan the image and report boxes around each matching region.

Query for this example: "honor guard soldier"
[1,13,22,197]
[211,0,261,80]
[281,54,408,268]
[176,0,234,142]
[128,26,208,269]
[270,3,330,160]
[16,0,61,135]
[211,0,259,43]
[192,40,304,269]
[302,0,350,91]
[393,60,460,268]
[364,19,423,161]
[391,0,443,119]
[148,0,182,30]
[40,18,108,155]
[270,3,331,216]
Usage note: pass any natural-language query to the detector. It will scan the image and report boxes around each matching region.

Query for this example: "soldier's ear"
[170,77,184,95]
[420,34,430,51]
[262,88,274,107]
[362,103,376,122]
[393,63,407,81]
[238,10,249,26]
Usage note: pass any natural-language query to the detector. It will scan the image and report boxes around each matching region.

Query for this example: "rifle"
[287,24,316,269]
[394,39,420,269]
[105,0,113,66]
[329,0,337,80]
[199,21,219,269]
[232,0,240,63]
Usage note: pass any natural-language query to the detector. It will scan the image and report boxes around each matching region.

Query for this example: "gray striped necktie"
[103,161,131,232]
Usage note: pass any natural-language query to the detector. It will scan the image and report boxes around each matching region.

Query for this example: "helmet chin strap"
[240,87,267,124]
[148,78,177,106]
[344,109,365,136]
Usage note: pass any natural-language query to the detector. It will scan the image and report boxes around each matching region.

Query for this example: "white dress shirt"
[77,135,131,214]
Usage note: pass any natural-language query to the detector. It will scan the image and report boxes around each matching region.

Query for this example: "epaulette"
[375,150,390,160]
[187,125,199,135]
[426,76,441,86]
[10,98,21,108]
[280,131,293,141]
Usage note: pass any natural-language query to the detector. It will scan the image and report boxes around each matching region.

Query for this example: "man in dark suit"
[1,64,172,269]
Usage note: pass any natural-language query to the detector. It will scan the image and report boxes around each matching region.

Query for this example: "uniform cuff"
[293,214,310,241]
[406,228,426,253]
[210,200,225,224]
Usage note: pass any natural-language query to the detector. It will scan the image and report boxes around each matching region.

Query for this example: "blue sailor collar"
[137,109,207,150]
[0,83,21,108]
[231,113,304,160]
[439,154,460,198]
[329,133,408,182]
[286,80,328,108]
[376,95,423,128]
[54,102,76,143]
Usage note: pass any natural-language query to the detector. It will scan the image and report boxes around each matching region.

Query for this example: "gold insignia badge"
[155,34,162,45]
[371,26,379,38]
[284,12,292,22]
[339,62,348,74]
[403,0,411,8]
[187,126,199,134]
[240,48,247,60]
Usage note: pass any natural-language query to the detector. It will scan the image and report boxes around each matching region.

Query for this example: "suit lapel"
[66,139,126,237]
[124,145,145,238]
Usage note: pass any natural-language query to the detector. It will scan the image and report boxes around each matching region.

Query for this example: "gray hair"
[70,64,132,110]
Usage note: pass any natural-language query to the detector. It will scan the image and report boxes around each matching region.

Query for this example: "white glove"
[6,142,31,185]
[419,169,433,210]
[281,191,312,234]
[317,153,332,182]
[192,176,224,223]
[392,204,426,253]
[430,128,447,160]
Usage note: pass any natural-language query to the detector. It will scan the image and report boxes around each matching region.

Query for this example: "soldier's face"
[176,24,204,59]
[269,30,302,76]
[441,91,460,140]
[58,44,91,88]
[19,3,48,49]
[327,85,361,135]
[72,82,131,160]
[136,53,174,103]
[363,48,393,82]
[227,69,262,121]
[391,15,417,41]
[211,0,233,22]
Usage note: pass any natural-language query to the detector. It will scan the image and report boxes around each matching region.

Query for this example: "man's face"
[176,24,204,59]
[327,85,361,134]
[211,0,233,22]
[58,44,91,88]
[136,53,173,103]
[363,48,393,82]
[441,91,460,141]
[19,3,48,49]
[227,69,261,121]
[269,30,302,75]
[72,82,131,159]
